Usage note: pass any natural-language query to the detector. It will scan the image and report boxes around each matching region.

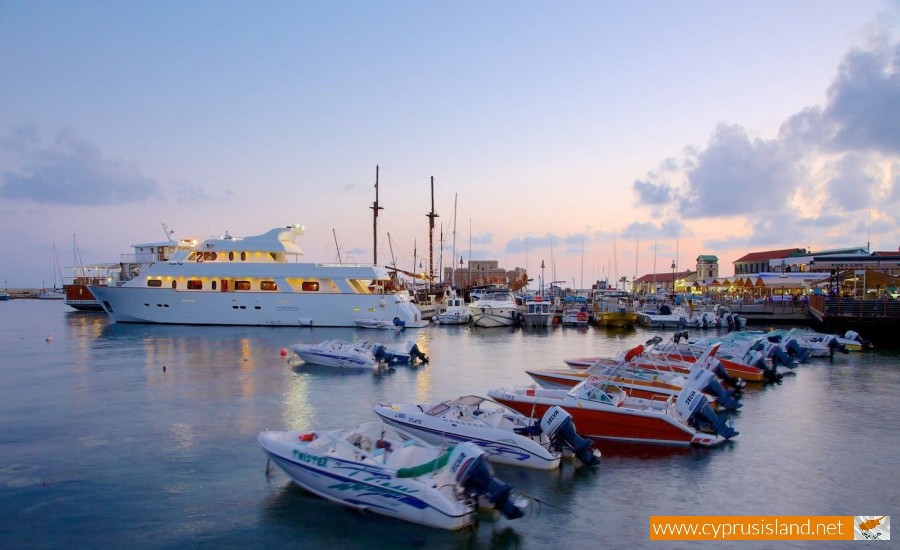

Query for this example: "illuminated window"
[203,252,217,261]
[301,281,320,292]
[260,281,277,291]
[235,281,251,291]
[147,279,162,287]
[187,280,203,290]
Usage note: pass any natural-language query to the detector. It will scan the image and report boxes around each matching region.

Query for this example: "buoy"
[279,348,288,357]
[162,365,167,372]
[45,335,52,342]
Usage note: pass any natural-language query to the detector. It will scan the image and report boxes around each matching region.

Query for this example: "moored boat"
[373,396,600,470]
[488,346,738,447]
[469,289,521,328]
[290,339,382,369]
[88,225,426,327]
[258,421,527,530]
[433,287,471,325]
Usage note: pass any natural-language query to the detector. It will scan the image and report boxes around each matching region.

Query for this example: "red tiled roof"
[634,271,690,284]
[872,250,900,257]
[733,248,802,263]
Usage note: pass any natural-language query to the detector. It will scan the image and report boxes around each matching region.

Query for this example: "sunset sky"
[1,2,898,289]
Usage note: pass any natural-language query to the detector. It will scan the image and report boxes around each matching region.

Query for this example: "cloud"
[632,19,900,251]
[633,179,672,205]
[0,126,163,205]
[823,153,882,211]
[679,124,800,219]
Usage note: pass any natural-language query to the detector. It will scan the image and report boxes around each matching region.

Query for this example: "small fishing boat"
[520,295,552,327]
[488,345,738,447]
[433,287,471,325]
[290,339,381,369]
[258,421,527,530]
[373,396,600,470]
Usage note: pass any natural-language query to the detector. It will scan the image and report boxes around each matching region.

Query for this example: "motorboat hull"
[488,389,719,447]
[258,429,475,530]
[373,402,561,470]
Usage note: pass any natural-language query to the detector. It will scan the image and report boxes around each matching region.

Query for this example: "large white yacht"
[89,225,425,327]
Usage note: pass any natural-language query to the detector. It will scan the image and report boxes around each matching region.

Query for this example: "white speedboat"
[258,421,527,530]
[290,339,380,369]
[469,290,521,328]
[88,225,425,327]
[373,396,600,470]
[635,304,683,328]
[433,288,471,325]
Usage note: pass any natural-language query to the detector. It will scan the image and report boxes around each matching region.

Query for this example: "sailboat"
[39,244,65,299]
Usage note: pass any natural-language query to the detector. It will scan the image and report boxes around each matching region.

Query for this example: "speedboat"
[258,421,527,530]
[433,288,471,325]
[488,346,738,447]
[469,289,521,328]
[290,339,381,369]
[526,344,743,411]
[373,396,600,470]
[89,225,426,327]
[635,304,683,328]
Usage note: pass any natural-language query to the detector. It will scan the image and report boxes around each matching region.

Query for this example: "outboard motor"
[780,336,809,363]
[825,337,849,357]
[409,343,429,364]
[710,359,746,391]
[392,316,406,329]
[449,443,526,519]
[687,363,741,411]
[763,340,798,369]
[539,406,601,466]
[675,388,738,439]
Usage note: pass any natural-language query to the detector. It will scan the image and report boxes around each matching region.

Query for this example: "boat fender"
[299,432,317,442]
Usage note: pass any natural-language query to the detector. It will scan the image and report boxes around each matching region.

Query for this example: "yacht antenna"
[370,165,383,265]
[159,220,175,243]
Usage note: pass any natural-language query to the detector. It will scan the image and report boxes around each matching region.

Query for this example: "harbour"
[1,299,897,548]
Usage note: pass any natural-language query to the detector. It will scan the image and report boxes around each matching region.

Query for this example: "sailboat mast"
[332,228,342,263]
[370,165,383,265]
[450,193,458,287]
[426,176,438,291]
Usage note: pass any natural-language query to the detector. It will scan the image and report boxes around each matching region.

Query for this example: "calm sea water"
[1,299,897,549]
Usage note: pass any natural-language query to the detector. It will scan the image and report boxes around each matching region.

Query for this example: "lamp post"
[540,260,545,296]
[670,260,677,296]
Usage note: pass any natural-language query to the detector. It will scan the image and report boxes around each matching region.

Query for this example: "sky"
[1,1,899,290]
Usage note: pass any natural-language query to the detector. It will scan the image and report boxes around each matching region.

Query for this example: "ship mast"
[370,165,383,265]
[426,176,439,290]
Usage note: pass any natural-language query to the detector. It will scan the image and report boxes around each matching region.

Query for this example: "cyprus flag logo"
[854,516,889,540]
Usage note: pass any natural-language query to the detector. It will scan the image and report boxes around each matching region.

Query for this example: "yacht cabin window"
[187,280,202,290]
[235,281,251,291]
[260,281,277,291]
[301,281,320,292]
[147,279,162,287]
